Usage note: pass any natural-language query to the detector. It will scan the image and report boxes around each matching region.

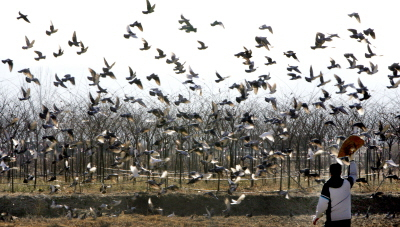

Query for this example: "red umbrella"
[338,135,364,157]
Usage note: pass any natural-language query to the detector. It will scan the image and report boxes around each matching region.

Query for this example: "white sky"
[1,0,400,108]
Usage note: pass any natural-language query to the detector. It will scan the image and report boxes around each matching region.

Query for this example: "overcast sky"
[1,0,399,108]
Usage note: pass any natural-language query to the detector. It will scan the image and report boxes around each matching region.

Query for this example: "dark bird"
[259,24,273,33]
[311,32,331,50]
[142,0,155,14]
[54,74,67,88]
[197,40,208,50]
[22,36,35,49]
[317,73,331,87]
[353,122,368,131]
[349,103,364,115]
[329,105,348,115]
[147,73,160,85]
[348,12,361,23]
[68,31,80,47]
[2,59,13,72]
[344,53,358,61]
[130,21,143,31]
[333,74,344,86]
[140,38,151,50]
[305,65,321,82]
[287,65,301,73]
[124,25,137,39]
[283,50,299,62]
[19,87,30,101]
[387,78,400,89]
[255,36,271,50]
[53,46,64,58]
[287,73,301,80]
[77,42,88,55]
[327,58,340,69]
[264,56,276,65]
[126,66,136,80]
[155,48,166,59]
[17,11,30,23]
[265,97,277,110]
[363,28,375,39]
[324,120,336,127]
[365,44,376,58]
[215,72,229,83]
[320,89,331,101]
[245,62,257,73]
[46,21,58,36]
[34,51,46,61]
[210,20,224,28]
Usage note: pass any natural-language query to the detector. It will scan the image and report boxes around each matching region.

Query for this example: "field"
[1,179,400,226]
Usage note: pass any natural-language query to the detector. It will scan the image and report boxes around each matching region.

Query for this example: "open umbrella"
[338,135,364,157]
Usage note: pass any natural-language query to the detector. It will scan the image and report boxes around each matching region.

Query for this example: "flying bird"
[215,72,229,83]
[130,21,143,31]
[68,31,80,47]
[259,24,273,33]
[1,59,13,72]
[34,51,46,61]
[53,46,64,58]
[124,25,138,39]
[210,20,224,28]
[17,11,30,23]
[264,56,276,65]
[317,73,331,87]
[327,58,340,69]
[155,48,166,59]
[197,40,208,50]
[348,12,361,23]
[77,42,88,55]
[231,194,246,205]
[283,51,299,62]
[140,38,151,50]
[142,0,155,14]
[22,36,35,49]
[19,87,30,101]
[46,21,58,36]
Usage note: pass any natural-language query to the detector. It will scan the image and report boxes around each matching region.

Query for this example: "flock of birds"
[1,1,400,221]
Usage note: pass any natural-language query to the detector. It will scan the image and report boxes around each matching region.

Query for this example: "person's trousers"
[324,219,351,227]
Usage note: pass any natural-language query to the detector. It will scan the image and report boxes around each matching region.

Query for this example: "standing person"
[312,155,357,226]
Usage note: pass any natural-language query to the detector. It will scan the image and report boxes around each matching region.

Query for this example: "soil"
[1,191,400,226]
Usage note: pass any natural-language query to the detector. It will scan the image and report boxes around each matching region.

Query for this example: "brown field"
[1,179,400,227]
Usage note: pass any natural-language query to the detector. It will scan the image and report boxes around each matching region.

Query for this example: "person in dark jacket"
[313,155,357,226]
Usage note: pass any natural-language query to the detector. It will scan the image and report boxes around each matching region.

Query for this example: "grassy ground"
[0,177,399,226]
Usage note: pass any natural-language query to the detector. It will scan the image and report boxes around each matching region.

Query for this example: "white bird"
[259,131,274,142]
[384,160,399,169]
[160,170,168,179]
[130,165,140,178]
[50,200,64,209]
[231,194,246,205]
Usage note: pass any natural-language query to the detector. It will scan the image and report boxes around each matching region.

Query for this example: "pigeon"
[1,59,13,72]
[17,11,30,23]
[68,31,80,47]
[46,21,58,36]
[22,36,35,49]
[259,24,273,33]
[197,40,208,50]
[142,0,155,14]
[124,25,137,39]
[210,20,224,28]
[348,12,361,23]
